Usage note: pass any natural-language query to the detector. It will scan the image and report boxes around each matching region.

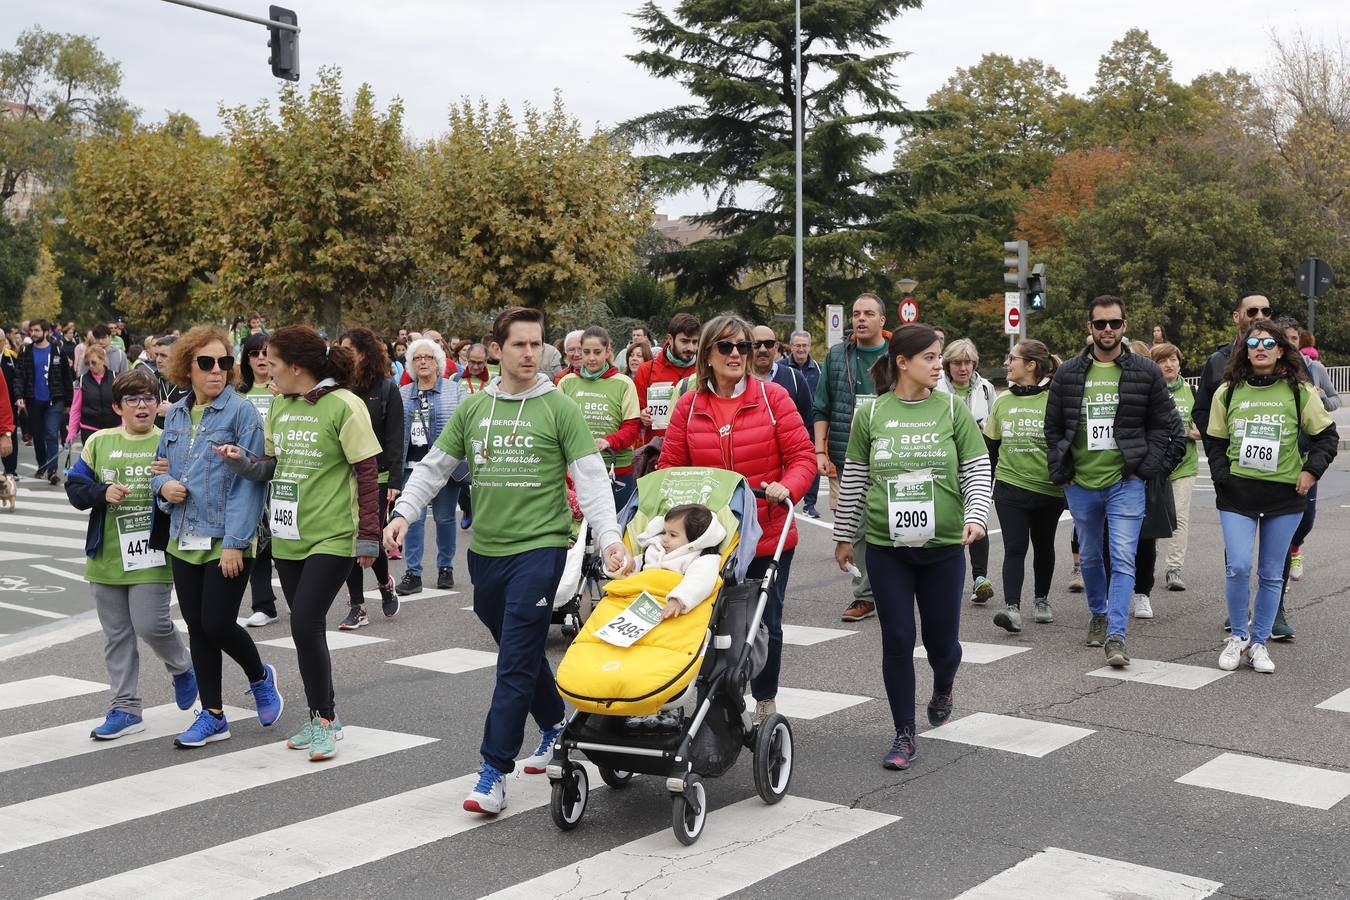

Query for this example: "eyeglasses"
[119,395,157,407]
[1090,319,1124,331]
[1244,307,1273,318]
[752,339,778,350]
[714,340,753,357]
[195,355,234,372]
[1006,355,1023,363]
[1246,336,1278,350]
[412,354,437,362]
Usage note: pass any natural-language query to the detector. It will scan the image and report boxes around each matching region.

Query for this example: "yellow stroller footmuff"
[556,568,720,716]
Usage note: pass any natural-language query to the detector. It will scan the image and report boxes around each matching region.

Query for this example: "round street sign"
[1008,307,1021,328]
[898,297,919,323]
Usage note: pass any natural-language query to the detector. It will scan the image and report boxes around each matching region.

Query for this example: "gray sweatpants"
[93,582,193,715]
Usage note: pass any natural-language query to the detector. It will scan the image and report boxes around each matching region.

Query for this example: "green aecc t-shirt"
[1071,361,1124,490]
[985,391,1061,497]
[82,426,172,585]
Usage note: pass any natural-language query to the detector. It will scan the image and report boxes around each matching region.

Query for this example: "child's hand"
[660,599,685,620]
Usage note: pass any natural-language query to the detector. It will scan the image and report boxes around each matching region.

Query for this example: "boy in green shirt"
[66,369,197,739]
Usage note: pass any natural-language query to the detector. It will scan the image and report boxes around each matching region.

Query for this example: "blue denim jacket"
[401,375,469,481]
[151,385,265,550]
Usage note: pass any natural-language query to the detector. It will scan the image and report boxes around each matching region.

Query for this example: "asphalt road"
[2,453,1349,898]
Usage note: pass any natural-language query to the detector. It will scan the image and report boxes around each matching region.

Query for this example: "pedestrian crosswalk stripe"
[1175,752,1350,810]
[0,726,436,854]
[782,623,855,645]
[257,631,389,650]
[8,500,85,517]
[0,704,257,775]
[484,794,899,900]
[364,586,460,603]
[0,675,106,712]
[40,764,600,900]
[0,513,87,533]
[921,712,1095,758]
[954,846,1222,899]
[31,563,87,583]
[916,642,1031,664]
[1087,659,1231,690]
[0,531,86,550]
[742,686,871,720]
[0,550,45,562]
[388,647,498,674]
[0,599,69,620]
[1315,687,1350,713]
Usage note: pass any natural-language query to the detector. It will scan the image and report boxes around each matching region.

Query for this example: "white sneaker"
[1218,635,1249,671]
[1132,594,1154,619]
[520,721,564,774]
[245,611,278,627]
[1246,643,1275,674]
[1289,553,1304,582]
[463,763,507,815]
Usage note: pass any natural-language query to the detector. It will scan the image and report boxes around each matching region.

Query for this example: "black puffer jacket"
[1044,344,1186,485]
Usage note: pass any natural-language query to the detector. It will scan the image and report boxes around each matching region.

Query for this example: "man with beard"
[1044,296,1184,669]
[749,324,813,445]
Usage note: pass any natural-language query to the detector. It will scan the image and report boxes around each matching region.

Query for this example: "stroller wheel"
[752,713,794,804]
[550,764,589,831]
[561,615,578,639]
[670,774,706,846]
[597,766,633,789]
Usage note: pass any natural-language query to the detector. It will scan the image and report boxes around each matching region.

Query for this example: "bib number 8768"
[893,509,929,530]
[1243,444,1274,462]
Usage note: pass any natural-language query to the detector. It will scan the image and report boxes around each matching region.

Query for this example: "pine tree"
[621,0,927,318]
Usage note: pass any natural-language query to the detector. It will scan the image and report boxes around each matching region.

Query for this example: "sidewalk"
[1331,403,1350,450]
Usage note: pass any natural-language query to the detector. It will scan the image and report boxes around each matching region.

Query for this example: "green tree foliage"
[0,26,131,211]
[67,114,223,330]
[213,68,411,337]
[1075,28,1199,148]
[0,213,39,321]
[406,94,650,313]
[20,243,61,322]
[622,0,926,318]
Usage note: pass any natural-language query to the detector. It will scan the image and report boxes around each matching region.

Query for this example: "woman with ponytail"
[216,325,383,760]
[984,340,1063,633]
[831,324,991,772]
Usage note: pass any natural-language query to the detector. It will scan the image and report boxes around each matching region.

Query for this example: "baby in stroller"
[620,503,725,620]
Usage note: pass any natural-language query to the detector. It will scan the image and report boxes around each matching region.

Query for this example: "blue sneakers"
[172,669,198,711]
[247,663,284,726]
[90,709,146,741]
[463,762,506,815]
[174,709,231,748]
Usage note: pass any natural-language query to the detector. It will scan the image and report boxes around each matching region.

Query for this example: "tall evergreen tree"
[621,0,927,318]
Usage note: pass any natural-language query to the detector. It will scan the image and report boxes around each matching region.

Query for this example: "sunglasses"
[714,340,753,357]
[752,339,778,350]
[195,355,235,372]
[1246,336,1278,350]
[1244,307,1273,318]
[1090,319,1124,331]
[118,395,157,407]
[246,349,264,358]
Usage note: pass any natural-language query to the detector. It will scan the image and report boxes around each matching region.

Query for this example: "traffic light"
[268,6,299,81]
[1027,263,1046,311]
[1003,240,1028,292]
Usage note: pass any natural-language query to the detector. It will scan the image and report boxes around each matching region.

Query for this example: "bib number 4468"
[270,481,301,540]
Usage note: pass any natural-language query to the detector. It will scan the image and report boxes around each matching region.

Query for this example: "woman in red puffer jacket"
[658,315,816,725]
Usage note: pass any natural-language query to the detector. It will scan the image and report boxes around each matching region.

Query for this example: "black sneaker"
[1271,602,1294,640]
[379,577,399,619]
[338,606,369,630]
[437,567,454,590]
[926,689,953,727]
[396,573,422,596]
[47,469,60,485]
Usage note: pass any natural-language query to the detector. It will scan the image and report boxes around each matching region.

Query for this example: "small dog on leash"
[0,473,16,511]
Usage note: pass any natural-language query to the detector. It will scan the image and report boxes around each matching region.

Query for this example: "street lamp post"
[793,0,804,336]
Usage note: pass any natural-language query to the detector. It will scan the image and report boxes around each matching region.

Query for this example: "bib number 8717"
[1092,424,1113,440]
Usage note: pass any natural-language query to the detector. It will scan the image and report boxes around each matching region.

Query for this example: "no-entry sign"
[1004,292,1022,335]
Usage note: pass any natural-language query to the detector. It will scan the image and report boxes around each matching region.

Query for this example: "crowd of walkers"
[0,286,1337,802]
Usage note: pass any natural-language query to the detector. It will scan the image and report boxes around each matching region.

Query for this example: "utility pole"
[792,0,804,336]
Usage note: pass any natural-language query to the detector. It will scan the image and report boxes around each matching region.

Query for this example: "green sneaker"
[1271,603,1294,641]
[309,716,338,761]
[1086,613,1108,647]
[1104,637,1130,668]
[287,714,343,751]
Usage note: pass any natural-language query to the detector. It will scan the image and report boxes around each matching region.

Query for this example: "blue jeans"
[612,472,636,514]
[467,546,567,773]
[1220,510,1302,644]
[30,399,63,472]
[1065,477,1145,640]
[748,548,795,702]
[404,476,460,577]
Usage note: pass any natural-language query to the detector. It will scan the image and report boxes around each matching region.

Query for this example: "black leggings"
[968,535,989,580]
[172,556,265,711]
[345,486,390,605]
[994,487,1065,606]
[251,541,278,613]
[866,543,965,733]
[275,554,351,719]
[1135,538,1156,595]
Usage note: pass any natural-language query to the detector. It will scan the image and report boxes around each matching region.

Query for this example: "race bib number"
[853,393,876,417]
[269,480,301,540]
[886,475,936,546]
[594,590,664,648]
[648,384,674,431]
[1239,421,1280,473]
[410,418,428,447]
[1086,402,1118,451]
[178,533,212,552]
[117,511,164,572]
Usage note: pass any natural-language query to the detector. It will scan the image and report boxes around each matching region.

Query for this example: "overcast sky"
[7,0,1343,214]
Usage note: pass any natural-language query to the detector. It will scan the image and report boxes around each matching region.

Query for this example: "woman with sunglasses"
[151,326,281,749]
[658,315,816,725]
[985,340,1061,633]
[238,332,282,628]
[833,324,991,771]
[218,325,382,760]
[1207,322,1337,674]
[558,325,642,510]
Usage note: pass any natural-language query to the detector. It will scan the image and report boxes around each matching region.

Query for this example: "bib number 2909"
[886,476,936,546]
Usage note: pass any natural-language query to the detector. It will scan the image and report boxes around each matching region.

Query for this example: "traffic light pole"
[160,0,299,33]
